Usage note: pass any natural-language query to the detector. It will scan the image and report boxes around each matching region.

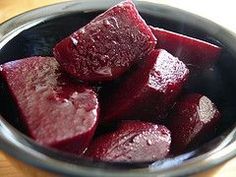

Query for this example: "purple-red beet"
[102,49,189,123]
[85,120,171,162]
[150,26,221,68]
[0,57,99,154]
[167,93,221,154]
[53,0,156,82]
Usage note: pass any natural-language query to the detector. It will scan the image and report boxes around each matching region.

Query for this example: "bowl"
[0,0,236,176]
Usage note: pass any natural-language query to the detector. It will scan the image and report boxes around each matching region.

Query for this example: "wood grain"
[0,0,235,177]
[0,153,24,177]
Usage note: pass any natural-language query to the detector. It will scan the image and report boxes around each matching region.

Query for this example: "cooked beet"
[167,93,221,154]
[85,120,171,162]
[0,57,99,154]
[150,26,221,68]
[53,0,156,82]
[102,49,189,123]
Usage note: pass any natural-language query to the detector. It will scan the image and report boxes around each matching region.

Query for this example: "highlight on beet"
[167,93,221,154]
[0,57,99,155]
[150,26,222,69]
[85,120,171,162]
[53,0,156,82]
[102,49,189,123]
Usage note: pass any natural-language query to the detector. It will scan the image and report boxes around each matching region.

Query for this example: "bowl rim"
[0,0,236,177]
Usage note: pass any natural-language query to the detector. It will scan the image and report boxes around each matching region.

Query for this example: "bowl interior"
[0,1,236,174]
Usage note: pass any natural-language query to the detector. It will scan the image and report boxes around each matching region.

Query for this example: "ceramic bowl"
[0,1,236,176]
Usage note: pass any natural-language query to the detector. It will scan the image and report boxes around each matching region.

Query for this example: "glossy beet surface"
[150,26,221,69]
[86,120,171,162]
[167,93,221,154]
[102,49,189,123]
[0,57,99,154]
[53,0,156,82]
[0,1,236,174]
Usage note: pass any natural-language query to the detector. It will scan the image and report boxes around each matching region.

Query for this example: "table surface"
[0,0,235,177]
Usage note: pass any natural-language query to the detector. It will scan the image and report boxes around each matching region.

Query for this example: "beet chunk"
[53,0,156,81]
[0,57,99,154]
[102,49,189,123]
[167,93,221,154]
[86,121,171,162]
[150,26,221,68]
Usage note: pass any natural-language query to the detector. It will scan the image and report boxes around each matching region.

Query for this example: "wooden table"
[0,0,235,177]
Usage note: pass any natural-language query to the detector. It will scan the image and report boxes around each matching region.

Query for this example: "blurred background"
[1,0,236,33]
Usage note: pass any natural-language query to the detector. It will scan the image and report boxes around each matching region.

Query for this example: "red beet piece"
[53,0,156,82]
[86,120,171,162]
[0,57,99,154]
[167,93,221,154]
[102,49,189,123]
[150,26,221,68]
